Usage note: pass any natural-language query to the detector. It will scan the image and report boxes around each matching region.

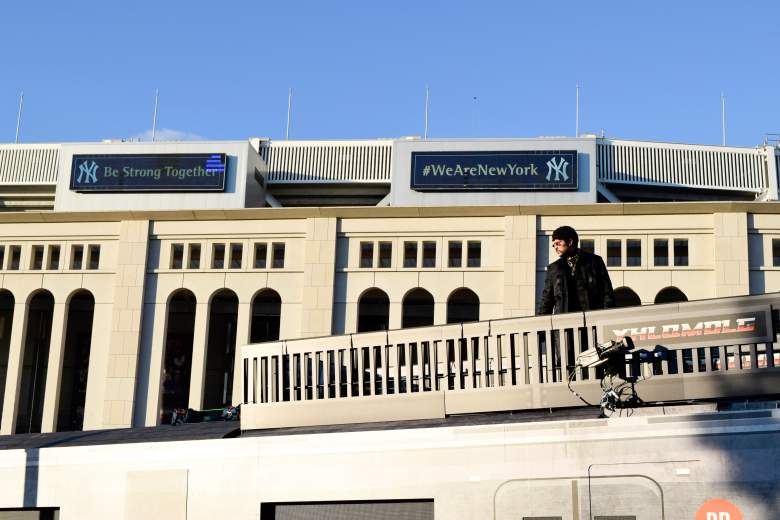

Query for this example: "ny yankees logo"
[77,160,98,184]
[546,157,569,182]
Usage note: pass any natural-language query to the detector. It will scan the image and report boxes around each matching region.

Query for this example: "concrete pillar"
[231,301,251,406]
[0,302,27,434]
[300,217,337,337]
[144,302,168,426]
[503,215,538,318]
[102,220,150,428]
[763,146,779,201]
[713,212,750,298]
[187,302,209,410]
[40,301,67,433]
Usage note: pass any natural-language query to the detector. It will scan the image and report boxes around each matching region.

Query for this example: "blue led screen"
[70,153,227,192]
[410,150,578,191]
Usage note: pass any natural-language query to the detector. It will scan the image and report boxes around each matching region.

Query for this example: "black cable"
[567,362,595,406]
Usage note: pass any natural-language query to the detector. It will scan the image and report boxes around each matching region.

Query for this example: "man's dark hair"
[552,226,579,247]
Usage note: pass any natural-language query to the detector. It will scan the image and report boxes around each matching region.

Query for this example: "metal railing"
[240,293,780,430]
[597,140,768,193]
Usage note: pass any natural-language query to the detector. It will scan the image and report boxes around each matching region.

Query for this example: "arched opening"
[204,290,238,408]
[161,290,196,423]
[447,288,480,324]
[0,290,14,421]
[402,288,434,328]
[655,286,688,305]
[357,289,389,333]
[613,287,641,308]
[250,289,281,343]
[57,290,94,432]
[16,290,54,433]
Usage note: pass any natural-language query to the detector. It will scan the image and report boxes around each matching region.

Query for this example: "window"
[654,239,669,266]
[448,241,462,268]
[212,244,225,269]
[188,244,201,269]
[422,241,436,268]
[70,245,83,270]
[31,245,44,270]
[7,245,21,270]
[674,238,689,266]
[48,245,60,270]
[606,239,621,267]
[88,245,100,270]
[0,246,4,269]
[359,242,374,268]
[580,239,595,254]
[378,242,392,268]
[253,243,267,269]
[229,243,243,269]
[467,240,481,267]
[403,241,417,268]
[272,242,285,268]
[170,244,184,269]
[626,239,641,267]
[772,239,780,267]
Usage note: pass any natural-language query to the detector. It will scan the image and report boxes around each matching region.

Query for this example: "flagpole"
[14,91,24,144]
[424,85,429,139]
[721,92,726,146]
[575,83,580,138]
[151,89,159,142]
[286,88,292,140]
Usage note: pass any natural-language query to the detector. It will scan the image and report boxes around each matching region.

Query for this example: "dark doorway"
[16,291,54,434]
[357,289,389,333]
[161,290,196,423]
[56,290,94,432]
[250,289,281,343]
[401,288,434,328]
[614,287,641,308]
[654,286,688,304]
[204,290,238,408]
[447,288,480,324]
[0,291,14,421]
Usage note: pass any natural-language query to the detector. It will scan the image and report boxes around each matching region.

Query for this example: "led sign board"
[410,150,578,191]
[70,153,227,192]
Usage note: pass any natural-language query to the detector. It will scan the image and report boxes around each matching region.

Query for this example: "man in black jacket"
[538,226,615,315]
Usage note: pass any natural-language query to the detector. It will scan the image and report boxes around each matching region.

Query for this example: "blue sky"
[1,1,778,146]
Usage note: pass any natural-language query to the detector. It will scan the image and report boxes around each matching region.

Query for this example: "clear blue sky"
[1,1,778,146]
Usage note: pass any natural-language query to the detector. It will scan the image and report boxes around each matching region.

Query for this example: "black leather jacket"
[538,250,615,315]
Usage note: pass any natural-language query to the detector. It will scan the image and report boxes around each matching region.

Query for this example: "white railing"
[597,140,768,193]
[0,144,59,185]
[240,293,780,430]
[259,140,393,183]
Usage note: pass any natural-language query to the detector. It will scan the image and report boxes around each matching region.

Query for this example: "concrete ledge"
[242,392,445,430]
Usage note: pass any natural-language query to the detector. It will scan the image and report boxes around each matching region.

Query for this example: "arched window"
[250,289,281,343]
[613,287,641,308]
[357,288,389,333]
[655,286,688,305]
[57,290,95,432]
[447,288,480,324]
[204,290,238,408]
[161,289,196,423]
[402,288,434,328]
[0,290,14,421]
[16,290,54,433]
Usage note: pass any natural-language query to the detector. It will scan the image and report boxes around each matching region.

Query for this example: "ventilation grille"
[260,140,392,183]
[0,145,59,185]
[598,140,767,192]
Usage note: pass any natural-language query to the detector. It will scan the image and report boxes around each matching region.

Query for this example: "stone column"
[39,301,67,433]
[503,215,538,318]
[187,302,209,410]
[301,217,337,337]
[101,219,149,428]
[0,302,27,434]
[713,212,750,297]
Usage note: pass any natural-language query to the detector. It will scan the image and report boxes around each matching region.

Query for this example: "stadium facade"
[0,136,777,518]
